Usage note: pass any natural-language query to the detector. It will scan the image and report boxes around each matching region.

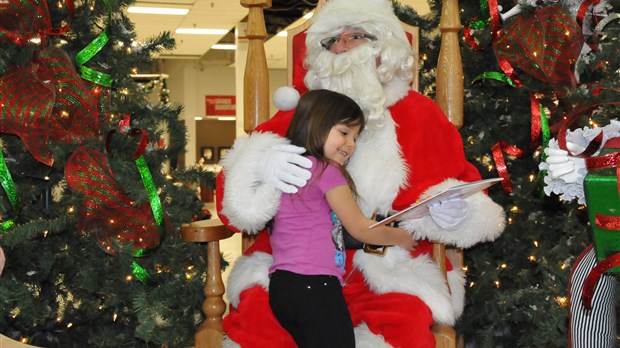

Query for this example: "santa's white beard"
[304,45,388,130]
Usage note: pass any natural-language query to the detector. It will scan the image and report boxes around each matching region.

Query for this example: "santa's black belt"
[342,214,397,255]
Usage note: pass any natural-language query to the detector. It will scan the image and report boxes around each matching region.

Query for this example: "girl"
[268,89,417,348]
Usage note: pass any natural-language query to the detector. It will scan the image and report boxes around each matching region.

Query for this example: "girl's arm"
[326,185,417,250]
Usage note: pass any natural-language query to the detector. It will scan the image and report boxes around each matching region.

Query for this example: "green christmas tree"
[396,0,620,346]
[0,0,214,346]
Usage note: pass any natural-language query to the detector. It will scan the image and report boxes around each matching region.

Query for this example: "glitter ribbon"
[556,88,620,157]
[104,128,163,233]
[471,71,517,88]
[462,0,499,51]
[0,150,18,233]
[492,5,584,92]
[486,0,501,40]
[496,58,522,88]
[133,155,165,239]
[127,128,166,284]
[576,0,601,27]
[581,251,620,310]
[76,30,112,87]
[0,47,99,165]
[555,90,620,241]
[102,127,167,283]
[65,147,163,252]
[492,94,547,192]
[75,0,112,87]
[0,0,74,46]
[131,260,151,283]
[463,18,488,51]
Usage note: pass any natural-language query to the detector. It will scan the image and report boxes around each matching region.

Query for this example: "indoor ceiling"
[126,0,429,70]
[126,0,317,69]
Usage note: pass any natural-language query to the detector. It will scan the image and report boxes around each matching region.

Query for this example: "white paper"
[370,177,503,228]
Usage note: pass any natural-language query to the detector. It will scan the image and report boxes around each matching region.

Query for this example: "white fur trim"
[383,77,410,107]
[353,248,456,325]
[225,252,272,308]
[220,132,285,233]
[400,178,506,248]
[348,115,407,217]
[447,269,466,319]
[354,322,392,348]
[308,0,407,49]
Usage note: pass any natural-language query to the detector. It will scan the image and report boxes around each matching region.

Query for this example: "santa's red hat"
[307,0,408,45]
[274,0,413,111]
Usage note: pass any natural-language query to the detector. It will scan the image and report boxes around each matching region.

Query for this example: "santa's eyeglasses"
[320,32,377,50]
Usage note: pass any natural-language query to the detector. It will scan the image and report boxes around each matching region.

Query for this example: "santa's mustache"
[304,45,388,129]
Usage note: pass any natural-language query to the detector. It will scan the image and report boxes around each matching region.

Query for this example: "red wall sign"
[205,95,236,116]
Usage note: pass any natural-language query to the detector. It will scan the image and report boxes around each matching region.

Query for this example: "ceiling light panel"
[127,6,189,15]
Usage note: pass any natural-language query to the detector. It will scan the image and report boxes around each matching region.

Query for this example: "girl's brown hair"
[285,89,365,194]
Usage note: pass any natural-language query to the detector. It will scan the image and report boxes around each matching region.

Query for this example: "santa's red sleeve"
[390,91,505,249]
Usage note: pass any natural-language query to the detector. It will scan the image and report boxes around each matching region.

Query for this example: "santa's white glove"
[544,148,587,183]
[544,129,588,184]
[257,144,313,193]
[428,198,470,230]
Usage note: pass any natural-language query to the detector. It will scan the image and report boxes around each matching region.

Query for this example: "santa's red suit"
[215,0,505,347]
[216,90,505,348]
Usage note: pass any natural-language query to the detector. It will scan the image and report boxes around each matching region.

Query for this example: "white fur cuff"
[220,132,286,233]
[226,252,273,308]
[401,179,506,248]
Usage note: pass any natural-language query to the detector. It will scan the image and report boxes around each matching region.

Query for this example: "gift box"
[584,148,620,273]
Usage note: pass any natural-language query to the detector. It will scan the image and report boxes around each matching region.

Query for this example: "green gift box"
[584,149,620,273]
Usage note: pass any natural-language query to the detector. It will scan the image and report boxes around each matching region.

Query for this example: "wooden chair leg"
[195,240,226,348]
[181,219,233,348]
[432,241,460,348]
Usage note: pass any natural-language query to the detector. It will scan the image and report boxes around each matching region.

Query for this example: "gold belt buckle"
[363,211,392,255]
[363,243,387,255]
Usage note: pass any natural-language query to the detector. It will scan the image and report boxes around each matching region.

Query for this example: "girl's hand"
[392,227,417,251]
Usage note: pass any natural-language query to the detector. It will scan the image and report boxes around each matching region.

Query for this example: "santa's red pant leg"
[223,286,296,347]
[344,267,436,348]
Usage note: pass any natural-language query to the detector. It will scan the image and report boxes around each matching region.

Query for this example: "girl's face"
[323,122,361,165]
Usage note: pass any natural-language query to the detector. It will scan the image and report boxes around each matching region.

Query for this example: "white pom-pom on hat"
[273,86,300,111]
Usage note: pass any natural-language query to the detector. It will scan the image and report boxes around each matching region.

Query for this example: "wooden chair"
[180,0,465,347]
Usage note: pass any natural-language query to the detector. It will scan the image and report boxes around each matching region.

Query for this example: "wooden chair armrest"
[181,218,234,243]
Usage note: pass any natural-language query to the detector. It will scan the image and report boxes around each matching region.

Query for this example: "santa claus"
[216,0,505,347]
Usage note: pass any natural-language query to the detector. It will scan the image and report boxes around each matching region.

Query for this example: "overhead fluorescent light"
[175,28,229,35]
[276,31,287,37]
[211,44,236,50]
[194,117,204,120]
[127,6,189,15]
